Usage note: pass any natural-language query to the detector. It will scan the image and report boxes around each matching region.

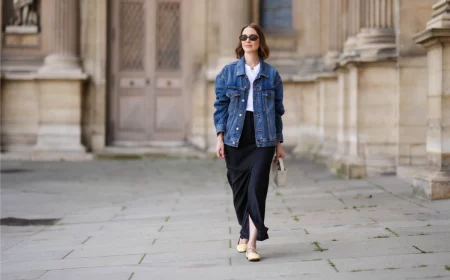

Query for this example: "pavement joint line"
[165,216,170,222]
[38,271,49,279]
[369,217,378,224]
[128,272,135,280]
[30,224,55,238]
[286,206,293,213]
[152,239,156,245]
[229,227,232,234]
[81,236,91,244]
[229,257,232,266]
[138,254,147,264]
[413,245,427,254]
[327,190,346,205]
[369,182,437,213]
[304,228,309,235]
[98,225,104,230]
[328,259,339,272]
[61,249,74,259]
[229,239,232,248]
[158,225,164,232]
[385,227,400,237]
[3,240,24,252]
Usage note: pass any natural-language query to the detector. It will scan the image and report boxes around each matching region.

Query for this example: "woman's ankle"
[248,241,257,249]
[239,238,249,244]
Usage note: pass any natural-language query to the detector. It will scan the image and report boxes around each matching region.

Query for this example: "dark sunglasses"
[239,34,259,41]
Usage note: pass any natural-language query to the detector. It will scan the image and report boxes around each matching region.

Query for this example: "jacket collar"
[236,56,268,77]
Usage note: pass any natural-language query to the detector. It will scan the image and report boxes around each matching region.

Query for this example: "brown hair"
[235,23,270,60]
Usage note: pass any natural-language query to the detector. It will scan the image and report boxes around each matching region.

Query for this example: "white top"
[244,62,260,112]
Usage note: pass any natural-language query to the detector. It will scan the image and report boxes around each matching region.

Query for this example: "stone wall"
[0,78,39,151]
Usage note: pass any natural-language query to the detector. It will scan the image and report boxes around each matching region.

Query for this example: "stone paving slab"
[1,158,450,279]
[331,251,450,272]
[1,270,47,280]
[1,255,143,274]
[1,249,72,263]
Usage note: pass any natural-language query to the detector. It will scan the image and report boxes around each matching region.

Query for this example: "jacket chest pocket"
[262,90,275,113]
[226,90,241,113]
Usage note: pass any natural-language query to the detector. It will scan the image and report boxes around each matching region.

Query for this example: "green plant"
[312,241,328,252]
[372,235,390,239]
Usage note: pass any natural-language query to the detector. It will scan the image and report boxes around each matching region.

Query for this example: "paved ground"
[1,158,450,280]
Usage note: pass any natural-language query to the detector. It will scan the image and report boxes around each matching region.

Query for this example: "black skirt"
[224,111,276,241]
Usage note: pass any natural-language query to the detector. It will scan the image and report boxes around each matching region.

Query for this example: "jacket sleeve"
[213,69,229,135]
[274,71,285,143]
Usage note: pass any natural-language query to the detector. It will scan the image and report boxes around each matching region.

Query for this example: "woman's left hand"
[273,142,285,164]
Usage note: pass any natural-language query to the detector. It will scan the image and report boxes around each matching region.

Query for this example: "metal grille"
[260,0,292,31]
[120,2,144,71]
[156,2,181,70]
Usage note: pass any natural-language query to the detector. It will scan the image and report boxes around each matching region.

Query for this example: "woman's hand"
[216,133,225,159]
[273,142,285,164]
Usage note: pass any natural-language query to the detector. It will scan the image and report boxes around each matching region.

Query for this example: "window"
[259,0,292,32]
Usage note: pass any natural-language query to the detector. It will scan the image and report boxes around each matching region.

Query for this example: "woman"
[213,23,285,261]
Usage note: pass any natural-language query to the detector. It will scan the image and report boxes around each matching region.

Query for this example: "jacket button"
[242,99,245,102]
[236,127,239,130]
[239,114,242,117]
[233,141,235,144]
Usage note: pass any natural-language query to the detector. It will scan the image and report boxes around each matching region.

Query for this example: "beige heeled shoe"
[236,239,248,253]
[246,246,260,261]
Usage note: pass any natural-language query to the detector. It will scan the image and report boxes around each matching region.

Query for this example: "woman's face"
[240,27,260,55]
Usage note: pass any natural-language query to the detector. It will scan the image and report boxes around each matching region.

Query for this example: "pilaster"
[413,0,450,199]
[35,0,88,155]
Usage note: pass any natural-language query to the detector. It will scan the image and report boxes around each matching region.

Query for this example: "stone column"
[342,0,363,59]
[39,0,83,74]
[35,0,88,156]
[355,0,396,60]
[324,0,344,69]
[217,0,250,66]
[413,0,450,200]
[295,0,323,71]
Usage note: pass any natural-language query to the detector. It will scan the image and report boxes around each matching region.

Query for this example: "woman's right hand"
[216,133,225,159]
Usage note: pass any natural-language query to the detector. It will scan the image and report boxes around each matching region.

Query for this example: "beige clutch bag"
[272,158,287,187]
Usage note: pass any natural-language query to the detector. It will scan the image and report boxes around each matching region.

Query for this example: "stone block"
[413,171,450,200]
[1,79,39,151]
[399,127,427,144]
[34,78,86,153]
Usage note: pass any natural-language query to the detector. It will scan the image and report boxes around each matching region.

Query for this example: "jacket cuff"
[277,133,284,143]
[216,124,225,135]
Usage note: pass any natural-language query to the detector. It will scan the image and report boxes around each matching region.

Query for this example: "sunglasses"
[239,34,259,41]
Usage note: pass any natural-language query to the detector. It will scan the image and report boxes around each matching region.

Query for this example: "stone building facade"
[1,0,449,199]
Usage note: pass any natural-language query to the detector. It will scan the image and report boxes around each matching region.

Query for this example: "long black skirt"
[224,111,275,241]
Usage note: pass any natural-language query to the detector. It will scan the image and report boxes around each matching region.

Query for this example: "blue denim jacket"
[213,56,285,148]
